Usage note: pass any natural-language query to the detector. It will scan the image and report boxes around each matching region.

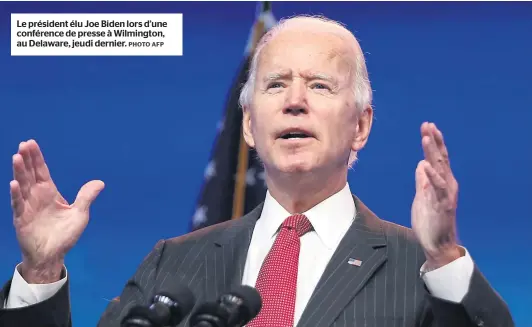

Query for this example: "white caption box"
[11,13,183,56]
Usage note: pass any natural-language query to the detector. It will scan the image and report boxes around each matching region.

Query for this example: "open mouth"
[278,128,314,140]
[280,132,311,139]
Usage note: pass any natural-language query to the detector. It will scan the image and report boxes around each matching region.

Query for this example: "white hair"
[238,15,373,167]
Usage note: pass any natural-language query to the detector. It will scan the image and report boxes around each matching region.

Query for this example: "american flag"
[347,258,363,267]
[190,2,277,231]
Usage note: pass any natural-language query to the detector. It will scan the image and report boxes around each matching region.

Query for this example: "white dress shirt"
[6,182,475,325]
[241,182,357,325]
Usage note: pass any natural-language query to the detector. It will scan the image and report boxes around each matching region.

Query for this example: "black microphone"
[189,285,262,327]
[121,284,196,327]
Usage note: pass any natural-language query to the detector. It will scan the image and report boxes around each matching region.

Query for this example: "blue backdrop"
[0,1,531,326]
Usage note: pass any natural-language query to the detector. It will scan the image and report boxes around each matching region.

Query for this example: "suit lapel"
[297,196,388,327]
[203,203,263,301]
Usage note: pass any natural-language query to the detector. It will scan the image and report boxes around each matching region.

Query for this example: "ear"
[242,105,256,148]
[351,106,373,152]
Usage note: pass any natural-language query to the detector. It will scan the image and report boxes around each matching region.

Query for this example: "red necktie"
[248,214,313,327]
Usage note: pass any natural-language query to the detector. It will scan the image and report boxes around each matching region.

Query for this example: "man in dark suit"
[1,15,514,327]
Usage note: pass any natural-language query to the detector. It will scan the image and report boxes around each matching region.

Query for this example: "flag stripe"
[232,126,250,219]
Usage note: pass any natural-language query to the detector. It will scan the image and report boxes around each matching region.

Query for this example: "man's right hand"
[10,140,104,284]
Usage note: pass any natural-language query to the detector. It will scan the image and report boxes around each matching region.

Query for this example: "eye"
[267,82,284,89]
[311,83,330,90]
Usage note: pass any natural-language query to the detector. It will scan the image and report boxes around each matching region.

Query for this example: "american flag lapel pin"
[348,258,362,267]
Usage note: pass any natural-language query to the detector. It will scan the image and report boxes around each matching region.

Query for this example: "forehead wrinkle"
[256,29,358,89]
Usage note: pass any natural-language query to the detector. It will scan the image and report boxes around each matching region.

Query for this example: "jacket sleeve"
[426,265,514,327]
[0,239,166,327]
[0,268,72,327]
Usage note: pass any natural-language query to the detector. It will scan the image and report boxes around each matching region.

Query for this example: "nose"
[283,80,308,115]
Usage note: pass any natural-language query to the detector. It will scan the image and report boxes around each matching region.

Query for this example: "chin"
[274,156,317,174]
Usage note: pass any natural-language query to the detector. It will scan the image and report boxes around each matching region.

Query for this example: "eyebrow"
[304,72,338,84]
[262,70,338,85]
[262,71,291,83]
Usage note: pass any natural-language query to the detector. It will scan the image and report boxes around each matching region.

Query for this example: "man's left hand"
[411,122,462,270]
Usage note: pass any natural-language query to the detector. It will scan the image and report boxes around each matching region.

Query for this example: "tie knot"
[282,214,312,237]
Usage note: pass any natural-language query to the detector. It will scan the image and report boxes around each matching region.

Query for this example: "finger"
[27,140,51,182]
[430,123,456,184]
[431,124,451,167]
[421,123,444,175]
[423,161,448,201]
[421,134,443,172]
[12,153,30,199]
[10,180,25,218]
[420,122,432,139]
[73,180,105,212]
[19,141,36,184]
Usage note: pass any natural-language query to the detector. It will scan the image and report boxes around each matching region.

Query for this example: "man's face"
[243,27,371,175]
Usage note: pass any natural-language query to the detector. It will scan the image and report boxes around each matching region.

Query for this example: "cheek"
[323,109,358,145]
[250,110,272,145]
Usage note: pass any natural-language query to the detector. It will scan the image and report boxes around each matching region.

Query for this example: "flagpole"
[232,2,271,220]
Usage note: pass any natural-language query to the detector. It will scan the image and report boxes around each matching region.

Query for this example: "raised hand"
[411,122,462,269]
[10,140,104,283]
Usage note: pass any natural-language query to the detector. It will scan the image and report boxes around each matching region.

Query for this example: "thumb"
[73,180,105,212]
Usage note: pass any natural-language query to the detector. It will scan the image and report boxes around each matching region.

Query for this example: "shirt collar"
[257,182,356,250]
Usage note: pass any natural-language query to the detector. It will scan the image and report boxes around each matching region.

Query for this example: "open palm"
[11,140,104,268]
[411,123,460,265]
